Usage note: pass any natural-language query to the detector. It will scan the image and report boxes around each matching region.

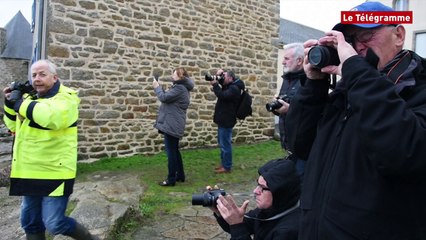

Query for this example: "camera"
[9,81,35,94]
[205,74,224,84]
[308,46,340,69]
[192,189,226,207]
[265,95,290,112]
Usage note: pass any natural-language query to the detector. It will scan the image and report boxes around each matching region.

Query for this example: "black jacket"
[213,79,245,128]
[278,70,305,150]
[286,50,426,240]
[215,159,301,240]
[215,208,299,240]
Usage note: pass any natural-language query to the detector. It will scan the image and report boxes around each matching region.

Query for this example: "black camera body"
[308,46,340,69]
[205,74,225,85]
[265,95,290,112]
[9,81,35,94]
[192,189,226,207]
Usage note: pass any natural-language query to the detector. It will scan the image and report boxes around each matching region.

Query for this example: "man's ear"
[297,57,304,66]
[394,25,405,48]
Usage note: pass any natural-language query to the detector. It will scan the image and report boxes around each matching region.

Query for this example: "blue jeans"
[218,127,233,170]
[164,133,184,183]
[21,195,76,235]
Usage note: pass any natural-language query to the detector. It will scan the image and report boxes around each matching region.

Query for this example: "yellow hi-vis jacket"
[3,83,80,197]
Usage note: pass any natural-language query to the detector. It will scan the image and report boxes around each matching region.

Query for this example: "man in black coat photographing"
[210,159,300,240]
[286,2,426,239]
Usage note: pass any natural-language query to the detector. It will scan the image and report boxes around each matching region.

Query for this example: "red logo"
[341,11,413,24]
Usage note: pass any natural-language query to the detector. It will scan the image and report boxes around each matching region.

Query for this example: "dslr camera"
[265,95,290,112]
[9,81,35,95]
[308,45,340,69]
[192,189,226,207]
[205,74,225,84]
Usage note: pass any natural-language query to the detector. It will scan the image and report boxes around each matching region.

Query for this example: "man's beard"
[283,66,289,73]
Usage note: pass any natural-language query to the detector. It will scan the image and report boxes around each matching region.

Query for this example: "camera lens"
[192,193,209,206]
[192,190,226,207]
[265,101,283,112]
[308,46,340,69]
[205,74,213,81]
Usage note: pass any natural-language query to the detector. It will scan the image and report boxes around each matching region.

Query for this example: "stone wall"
[45,0,280,161]
[0,59,30,94]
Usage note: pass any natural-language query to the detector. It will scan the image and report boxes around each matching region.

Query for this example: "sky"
[0,0,33,27]
[280,0,366,31]
[0,0,369,30]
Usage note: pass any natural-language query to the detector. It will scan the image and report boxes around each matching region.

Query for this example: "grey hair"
[225,70,237,80]
[32,59,57,75]
[284,42,304,60]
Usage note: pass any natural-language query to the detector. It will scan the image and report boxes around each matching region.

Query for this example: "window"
[414,31,426,58]
[393,0,409,10]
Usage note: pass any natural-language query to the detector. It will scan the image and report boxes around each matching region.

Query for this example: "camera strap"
[386,51,411,83]
[244,200,300,221]
[385,50,417,94]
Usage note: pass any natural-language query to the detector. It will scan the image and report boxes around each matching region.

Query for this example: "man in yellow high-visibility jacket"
[3,60,97,240]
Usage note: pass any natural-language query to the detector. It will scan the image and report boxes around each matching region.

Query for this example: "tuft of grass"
[77,140,286,237]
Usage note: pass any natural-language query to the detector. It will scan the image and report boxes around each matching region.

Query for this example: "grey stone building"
[0,11,32,165]
[28,0,281,161]
[0,11,32,117]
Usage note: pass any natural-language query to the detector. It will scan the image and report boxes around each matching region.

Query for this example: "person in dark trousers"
[273,42,307,176]
[154,67,194,186]
[285,2,426,239]
[210,69,245,174]
[210,159,300,240]
[3,60,98,240]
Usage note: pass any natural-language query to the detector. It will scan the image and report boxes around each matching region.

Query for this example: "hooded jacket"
[215,159,300,240]
[286,50,426,240]
[212,79,245,128]
[154,77,194,138]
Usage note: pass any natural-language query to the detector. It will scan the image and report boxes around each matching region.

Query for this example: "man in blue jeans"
[210,69,245,173]
[3,60,98,240]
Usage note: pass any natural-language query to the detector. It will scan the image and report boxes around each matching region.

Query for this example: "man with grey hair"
[3,59,98,240]
[286,2,426,239]
[273,42,306,176]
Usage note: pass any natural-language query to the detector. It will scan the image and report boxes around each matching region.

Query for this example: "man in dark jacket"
[211,159,300,240]
[210,69,245,173]
[276,42,305,150]
[273,42,307,177]
[286,2,426,240]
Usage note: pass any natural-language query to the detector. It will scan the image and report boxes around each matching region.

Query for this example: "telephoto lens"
[308,46,340,69]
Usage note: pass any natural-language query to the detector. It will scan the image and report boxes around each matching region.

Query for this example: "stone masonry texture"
[27,0,280,161]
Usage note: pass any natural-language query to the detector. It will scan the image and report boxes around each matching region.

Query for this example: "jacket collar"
[37,80,60,99]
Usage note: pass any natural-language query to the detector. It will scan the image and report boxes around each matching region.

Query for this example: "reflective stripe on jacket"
[3,83,80,196]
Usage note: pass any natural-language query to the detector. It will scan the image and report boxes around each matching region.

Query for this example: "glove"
[8,90,23,103]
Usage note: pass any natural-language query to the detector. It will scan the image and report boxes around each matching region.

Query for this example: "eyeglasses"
[345,25,397,45]
[256,183,271,193]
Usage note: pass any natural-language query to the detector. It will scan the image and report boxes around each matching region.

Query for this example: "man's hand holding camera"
[216,194,249,225]
[304,30,357,78]
[8,90,23,103]
[203,185,249,225]
[274,99,289,115]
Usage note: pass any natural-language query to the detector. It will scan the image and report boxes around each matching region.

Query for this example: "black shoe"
[159,180,175,186]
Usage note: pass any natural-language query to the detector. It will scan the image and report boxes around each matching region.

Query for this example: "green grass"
[76,140,285,238]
